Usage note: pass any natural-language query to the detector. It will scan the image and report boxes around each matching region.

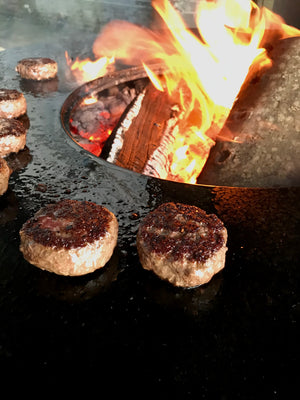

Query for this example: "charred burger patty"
[137,202,228,288]
[0,89,27,118]
[16,57,58,80]
[19,199,118,276]
[0,118,27,157]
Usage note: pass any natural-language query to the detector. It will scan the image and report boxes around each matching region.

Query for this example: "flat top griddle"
[0,40,299,398]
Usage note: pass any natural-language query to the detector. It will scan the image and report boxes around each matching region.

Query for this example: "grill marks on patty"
[21,199,113,249]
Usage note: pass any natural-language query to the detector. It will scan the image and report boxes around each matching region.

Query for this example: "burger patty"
[137,202,228,288]
[16,57,58,80]
[0,118,27,157]
[0,89,27,118]
[0,157,11,196]
[19,199,119,276]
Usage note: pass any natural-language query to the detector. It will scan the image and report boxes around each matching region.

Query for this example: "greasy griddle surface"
[0,42,299,397]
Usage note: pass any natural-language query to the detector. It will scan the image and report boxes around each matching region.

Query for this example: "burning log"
[197,37,300,187]
[101,82,184,179]
[101,80,216,182]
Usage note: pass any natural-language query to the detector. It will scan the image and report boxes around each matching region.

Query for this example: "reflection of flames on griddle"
[66,0,300,184]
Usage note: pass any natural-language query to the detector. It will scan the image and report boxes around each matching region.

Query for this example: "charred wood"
[101,82,183,178]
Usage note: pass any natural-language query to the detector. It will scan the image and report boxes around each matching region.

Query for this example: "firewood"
[102,81,183,178]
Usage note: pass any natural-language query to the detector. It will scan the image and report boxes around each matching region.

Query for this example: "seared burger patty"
[0,89,27,118]
[0,118,27,157]
[20,199,118,276]
[0,157,11,196]
[16,57,58,80]
[137,202,228,288]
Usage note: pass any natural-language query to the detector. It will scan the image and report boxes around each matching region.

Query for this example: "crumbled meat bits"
[137,202,228,288]
[19,199,118,276]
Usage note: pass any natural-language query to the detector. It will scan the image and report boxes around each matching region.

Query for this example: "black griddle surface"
[0,42,299,397]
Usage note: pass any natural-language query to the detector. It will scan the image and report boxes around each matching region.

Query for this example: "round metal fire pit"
[61,38,300,188]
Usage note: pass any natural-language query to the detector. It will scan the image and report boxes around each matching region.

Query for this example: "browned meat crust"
[0,157,11,196]
[19,199,119,276]
[0,89,27,118]
[0,118,27,156]
[16,58,58,80]
[137,202,228,287]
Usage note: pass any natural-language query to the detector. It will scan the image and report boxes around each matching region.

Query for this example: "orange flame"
[81,95,98,106]
[65,51,115,83]
[68,0,300,183]
[142,62,164,92]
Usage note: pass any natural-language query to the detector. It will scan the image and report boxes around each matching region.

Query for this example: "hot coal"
[69,80,146,156]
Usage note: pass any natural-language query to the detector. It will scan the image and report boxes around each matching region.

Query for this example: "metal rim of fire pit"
[60,63,168,180]
[61,56,300,190]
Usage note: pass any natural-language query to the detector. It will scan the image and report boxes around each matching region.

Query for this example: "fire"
[67,0,300,183]
[82,95,98,106]
[69,109,113,156]
[142,62,164,92]
[65,51,115,83]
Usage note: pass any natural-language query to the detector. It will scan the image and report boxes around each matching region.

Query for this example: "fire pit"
[62,35,300,187]
[62,0,300,187]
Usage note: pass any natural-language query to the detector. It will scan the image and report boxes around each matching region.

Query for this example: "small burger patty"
[0,89,27,118]
[0,157,11,196]
[19,199,118,276]
[16,57,58,80]
[137,202,228,288]
[0,118,27,157]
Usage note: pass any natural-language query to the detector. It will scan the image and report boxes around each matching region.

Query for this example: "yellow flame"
[67,0,300,183]
[142,62,164,91]
[82,95,98,106]
[65,51,115,83]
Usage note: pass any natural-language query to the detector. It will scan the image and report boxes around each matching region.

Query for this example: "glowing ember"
[67,0,300,183]
[69,110,114,156]
[82,95,98,106]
